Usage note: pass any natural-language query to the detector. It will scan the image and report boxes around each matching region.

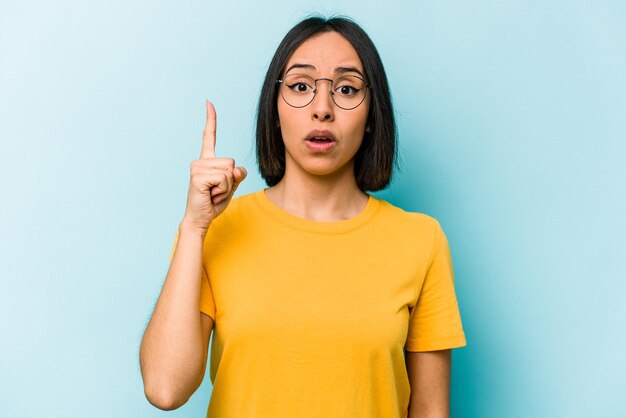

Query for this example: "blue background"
[1,1,624,417]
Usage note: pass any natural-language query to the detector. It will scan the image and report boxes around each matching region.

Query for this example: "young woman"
[140,16,466,418]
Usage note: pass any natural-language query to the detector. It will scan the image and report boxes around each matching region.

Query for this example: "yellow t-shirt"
[169,190,466,418]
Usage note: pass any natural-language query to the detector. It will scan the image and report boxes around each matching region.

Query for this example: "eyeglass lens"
[279,74,368,110]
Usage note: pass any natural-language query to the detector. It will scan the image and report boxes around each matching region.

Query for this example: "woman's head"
[256,16,396,191]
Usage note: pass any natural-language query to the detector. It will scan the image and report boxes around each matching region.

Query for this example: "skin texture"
[406,350,452,418]
[278,31,370,182]
[265,31,371,221]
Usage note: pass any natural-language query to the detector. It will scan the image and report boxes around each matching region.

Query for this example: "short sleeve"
[404,221,466,352]
[169,230,217,320]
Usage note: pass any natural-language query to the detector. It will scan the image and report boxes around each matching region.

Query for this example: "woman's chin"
[302,163,354,179]
[284,152,356,180]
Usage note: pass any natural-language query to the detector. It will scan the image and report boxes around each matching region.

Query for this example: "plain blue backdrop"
[1,1,624,417]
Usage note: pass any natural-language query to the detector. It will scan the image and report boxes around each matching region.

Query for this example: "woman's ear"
[365,123,371,133]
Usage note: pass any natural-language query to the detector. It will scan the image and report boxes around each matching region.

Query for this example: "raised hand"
[181,100,247,234]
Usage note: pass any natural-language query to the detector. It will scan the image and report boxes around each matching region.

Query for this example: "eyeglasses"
[276,74,370,110]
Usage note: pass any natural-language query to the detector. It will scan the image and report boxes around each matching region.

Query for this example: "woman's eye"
[337,85,359,96]
[288,82,312,93]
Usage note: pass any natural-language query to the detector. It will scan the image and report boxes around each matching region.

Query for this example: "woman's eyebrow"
[284,64,364,78]
[285,63,316,74]
[334,66,364,78]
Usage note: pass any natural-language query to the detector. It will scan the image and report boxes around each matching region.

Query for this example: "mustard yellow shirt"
[170,190,466,417]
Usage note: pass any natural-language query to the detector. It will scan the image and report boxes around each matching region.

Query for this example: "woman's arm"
[139,101,245,410]
[139,223,214,410]
[406,349,452,418]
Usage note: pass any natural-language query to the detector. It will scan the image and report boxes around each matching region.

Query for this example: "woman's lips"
[306,137,335,152]
[305,130,336,152]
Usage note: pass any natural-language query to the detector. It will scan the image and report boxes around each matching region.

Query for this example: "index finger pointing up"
[201,100,217,159]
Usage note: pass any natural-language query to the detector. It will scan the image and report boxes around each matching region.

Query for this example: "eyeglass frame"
[275,74,371,110]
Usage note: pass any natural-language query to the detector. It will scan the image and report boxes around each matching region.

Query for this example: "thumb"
[232,166,247,190]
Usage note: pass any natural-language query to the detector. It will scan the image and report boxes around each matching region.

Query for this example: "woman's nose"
[310,80,335,121]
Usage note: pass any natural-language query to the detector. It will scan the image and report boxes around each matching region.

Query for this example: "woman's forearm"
[139,221,209,410]
[406,350,451,418]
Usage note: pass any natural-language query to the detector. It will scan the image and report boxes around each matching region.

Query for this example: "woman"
[140,16,466,418]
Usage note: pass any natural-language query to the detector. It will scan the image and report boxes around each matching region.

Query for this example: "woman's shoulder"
[373,197,443,233]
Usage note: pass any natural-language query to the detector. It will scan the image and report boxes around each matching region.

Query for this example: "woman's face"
[277,31,370,182]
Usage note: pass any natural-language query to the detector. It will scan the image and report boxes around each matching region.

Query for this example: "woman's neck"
[264,168,369,222]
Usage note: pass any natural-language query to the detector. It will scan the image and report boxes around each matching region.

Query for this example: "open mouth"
[305,130,336,151]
